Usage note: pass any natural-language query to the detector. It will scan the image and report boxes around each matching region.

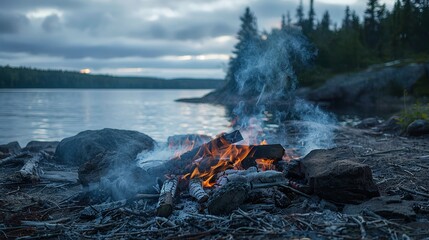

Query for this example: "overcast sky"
[0,0,394,79]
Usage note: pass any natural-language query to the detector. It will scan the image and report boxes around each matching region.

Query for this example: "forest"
[0,66,223,89]
[225,0,429,88]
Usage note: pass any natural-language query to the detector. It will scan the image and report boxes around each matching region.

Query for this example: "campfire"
[149,130,301,217]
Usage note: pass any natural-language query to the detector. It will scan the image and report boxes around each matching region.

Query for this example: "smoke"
[231,27,336,153]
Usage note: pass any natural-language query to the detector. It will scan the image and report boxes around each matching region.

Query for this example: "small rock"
[24,141,59,153]
[407,119,429,136]
[0,141,21,155]
[378,116,401,133]
[356,118,379,129]
[343,196,416,221]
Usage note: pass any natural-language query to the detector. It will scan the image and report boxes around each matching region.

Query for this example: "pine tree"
[281,14,287,30]
[320,11,331,32]
[308,0,316,30]
[342,6,352,29]
[287,11,292,26]
[225,7,259,93]
[296,0,305,26]
[364,0,380,49]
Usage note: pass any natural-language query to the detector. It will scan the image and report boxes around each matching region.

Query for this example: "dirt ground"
[1,125,429,239]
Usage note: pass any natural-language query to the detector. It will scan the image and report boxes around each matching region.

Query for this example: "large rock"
[54,129,156,196]
[300,147,380,204]
[407,119,429,136]
[307,62,429,106]
[54,128,155,166]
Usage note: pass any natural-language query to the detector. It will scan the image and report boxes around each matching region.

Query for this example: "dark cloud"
[0,12,29,33]
[42,14,61,32]
[175,23,235,40]
[0,0,393,78]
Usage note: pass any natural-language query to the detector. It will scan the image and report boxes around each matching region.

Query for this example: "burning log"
[19,153,44,181]
[236,144,285,168]
[147,130,243,177]
[156,177,178,217]
[188,178,209,203]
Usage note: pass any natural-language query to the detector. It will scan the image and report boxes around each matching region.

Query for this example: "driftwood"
[156,177,178,217]
[0,152,29,166]
[147,130,243,177]
[19,153,44,181]
[189,178,209,203]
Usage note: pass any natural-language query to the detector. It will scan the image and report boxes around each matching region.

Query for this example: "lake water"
[0,89,232,146]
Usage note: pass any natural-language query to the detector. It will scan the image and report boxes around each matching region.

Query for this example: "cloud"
[0,0,395,78]
[0,12,29,33]
[42,14,61,32]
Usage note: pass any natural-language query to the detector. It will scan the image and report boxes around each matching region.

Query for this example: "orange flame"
[187,143,254,188]
[256,159,275,171]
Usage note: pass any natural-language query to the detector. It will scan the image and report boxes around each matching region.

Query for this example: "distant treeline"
[0,66,223,89]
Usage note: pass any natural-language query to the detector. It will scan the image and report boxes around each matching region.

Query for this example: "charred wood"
[207,181,249,215]
[147,130,243,177]
[156,177,178,217]
[237,144,285,168]
[188,178,209,203]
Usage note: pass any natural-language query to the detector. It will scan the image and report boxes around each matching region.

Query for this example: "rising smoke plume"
[230,26,336,154]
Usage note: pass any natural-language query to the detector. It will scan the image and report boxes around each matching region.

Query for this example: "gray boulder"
[300,147,380,204]
[307,62,429,106]
[407,119,429,136]
[355,117,379,129]
[54,128,155,166]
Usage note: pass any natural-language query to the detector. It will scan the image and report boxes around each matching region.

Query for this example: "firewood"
[207,181,250,215]
[156,177,178,217]
[19,153,44,181]
[217,169,286,187]
[147,130,243,177]
[237,144,285,168]
[189,178,209,203]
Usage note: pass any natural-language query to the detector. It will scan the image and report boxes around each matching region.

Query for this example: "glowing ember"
[255,159,275,171]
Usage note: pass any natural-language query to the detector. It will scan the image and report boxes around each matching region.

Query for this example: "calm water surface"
[0,89,231,146]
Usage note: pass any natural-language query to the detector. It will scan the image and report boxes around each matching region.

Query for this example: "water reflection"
[0,89,231,145]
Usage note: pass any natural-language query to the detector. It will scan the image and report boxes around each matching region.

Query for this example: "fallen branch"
[19,153,44,181]
[0,152,29,166]
[399,186,429,198]
[362,148,407,157]
[156,177,178,217]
